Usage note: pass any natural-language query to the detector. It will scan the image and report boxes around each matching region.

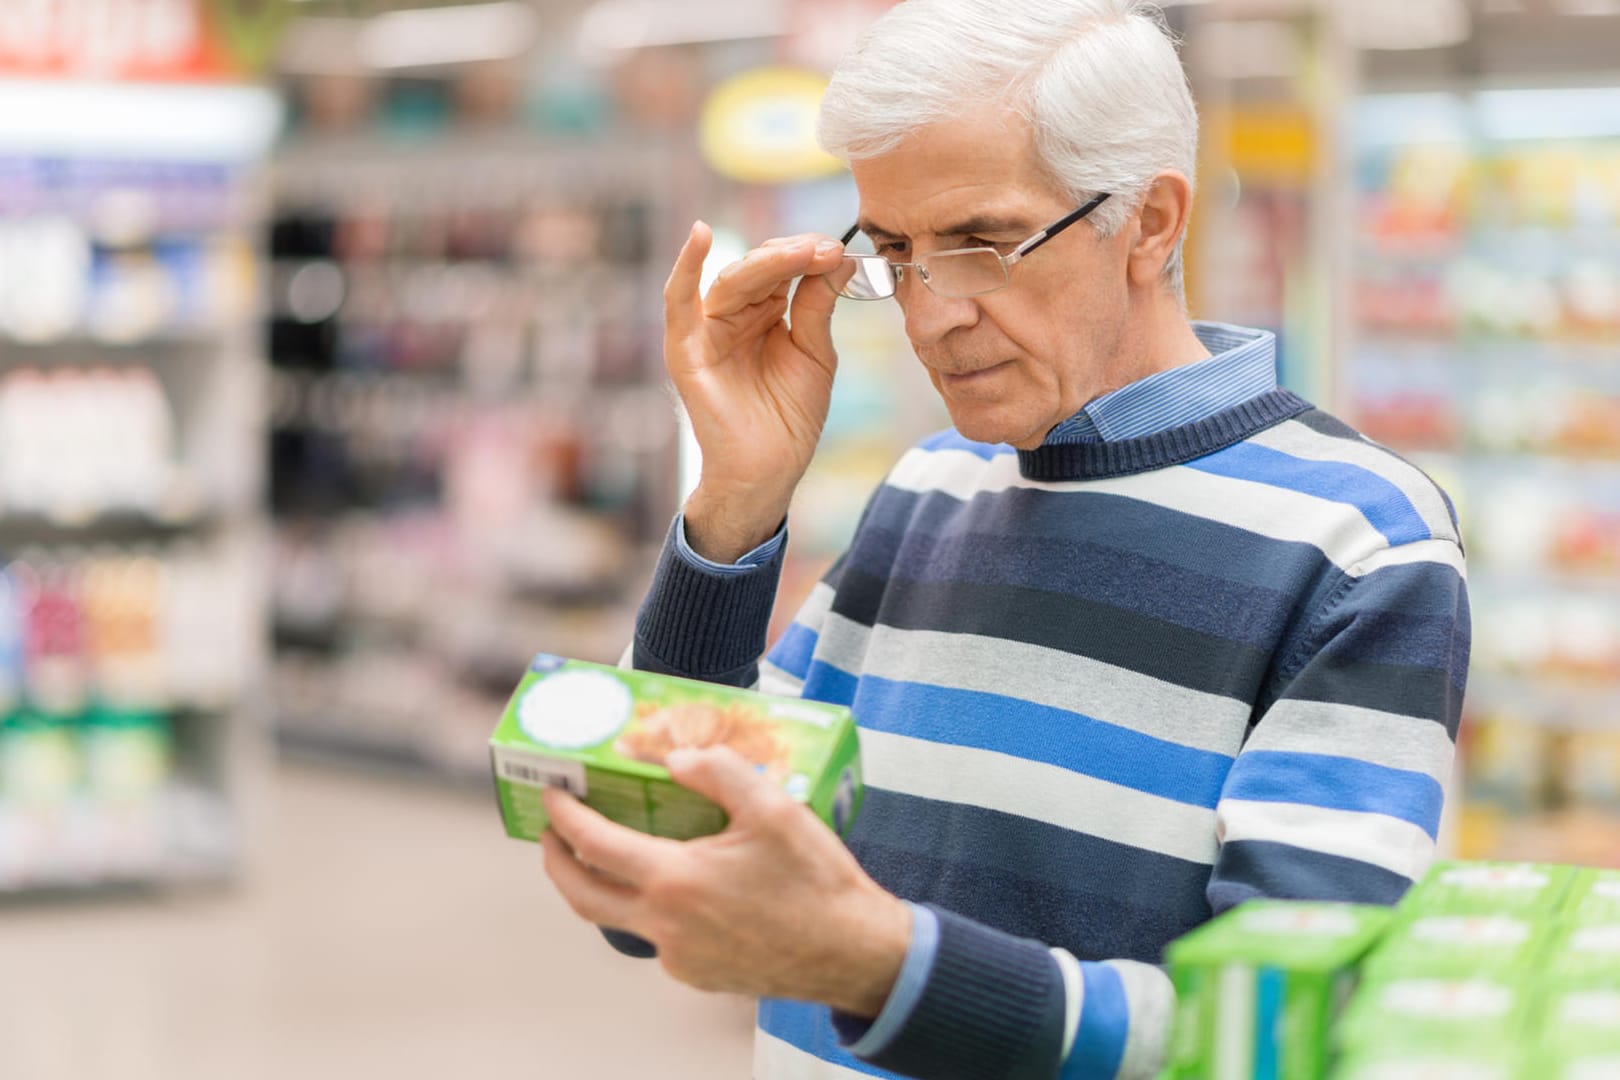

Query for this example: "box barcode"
[501,760,582,795]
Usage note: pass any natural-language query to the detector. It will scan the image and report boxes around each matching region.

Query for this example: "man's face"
[848,111,1132,451]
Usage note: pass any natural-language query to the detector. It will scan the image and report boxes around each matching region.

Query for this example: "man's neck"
[1100,291,1213,396]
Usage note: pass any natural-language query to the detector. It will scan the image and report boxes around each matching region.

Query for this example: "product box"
[1544,922,1620,984]
[1360,913,1546,979]
[1334,975,1529,1055]
[1537,985,1620,1055]
[1563,867,1620,924]
[1163,901,1395,1080]
[1397,861,1575,917]
[1331,1046,1528,1080]
[490,654,863,842]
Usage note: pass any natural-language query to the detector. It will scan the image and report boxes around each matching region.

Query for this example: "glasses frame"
[835,191,1112,300]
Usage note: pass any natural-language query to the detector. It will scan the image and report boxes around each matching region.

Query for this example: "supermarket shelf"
[0,506,229,546]
[275,718,490,789]
[0,785,239,897]
[1466,672,1620,728]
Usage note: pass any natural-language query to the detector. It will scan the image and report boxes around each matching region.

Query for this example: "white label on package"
[493,746,587,797]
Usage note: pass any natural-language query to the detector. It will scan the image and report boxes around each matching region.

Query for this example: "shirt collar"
[1044,322,1279,446]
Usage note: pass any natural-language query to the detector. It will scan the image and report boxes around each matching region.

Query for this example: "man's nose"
[899,276,980,346]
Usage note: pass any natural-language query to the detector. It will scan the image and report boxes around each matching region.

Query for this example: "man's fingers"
[540,829,641,930]
[789,246,847,367]
[542,788,672,885]
[706,238,845,318]
[665,746,784,820]
[663,220,713,337]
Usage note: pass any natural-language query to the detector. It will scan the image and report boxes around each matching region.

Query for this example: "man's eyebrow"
[854,214,1034,241]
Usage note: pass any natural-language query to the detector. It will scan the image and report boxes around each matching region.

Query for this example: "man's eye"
[875,242,907,257]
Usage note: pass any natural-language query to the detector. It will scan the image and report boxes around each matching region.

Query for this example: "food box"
[1334,974,1529,1054]
[1360,913,1545,979]
[1163,901,1394,1080]
[1562,867,1620,924]
[490,654,863,842]
[1397,861,1575,917]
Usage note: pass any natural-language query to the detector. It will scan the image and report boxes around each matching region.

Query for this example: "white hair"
[819,0,1198,298]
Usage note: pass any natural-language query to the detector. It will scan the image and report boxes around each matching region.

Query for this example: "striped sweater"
[632,389,1470,1079]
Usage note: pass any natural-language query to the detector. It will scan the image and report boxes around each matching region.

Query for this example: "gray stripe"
[813,613,1251,756]
[1250,421,1459,545]
[1246,698,1457,776]
[1106,959,1175,1080]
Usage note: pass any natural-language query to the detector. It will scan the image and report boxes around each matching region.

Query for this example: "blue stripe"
[1186,442,1431,547]
[758,999,895,1077]
[1063,963,1128,1079]
[1254,968,1284,1080]
[1221,750,1445,838]
[768,622,819,680]
[915,428,1011,459]
[802,658,859,705]
[851,675,1232,808]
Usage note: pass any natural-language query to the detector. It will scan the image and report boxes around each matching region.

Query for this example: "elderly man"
[537,1,1470,1077]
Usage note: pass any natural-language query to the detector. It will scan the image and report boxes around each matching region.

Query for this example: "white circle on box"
[1237,906,1359,937]
[1409,916,1530,947]
[518,671,633,749]
[1558,990,1620,1027]
[1591,881,1620,902]
[1570,925,1620,953]
[1380,980,1513,1019]
[1439,866,1547,891]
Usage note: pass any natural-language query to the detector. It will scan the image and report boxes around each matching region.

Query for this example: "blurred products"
[1348,89,1620,860]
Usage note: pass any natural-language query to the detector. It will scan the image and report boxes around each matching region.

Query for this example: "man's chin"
[942,403,1042,450]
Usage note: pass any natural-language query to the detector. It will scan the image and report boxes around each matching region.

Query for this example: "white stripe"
[1106,960,1175,1080]
[887,449,1394,575]
[864,729,1219,865]
[813,614,1249,757]
[1249,421,1460,545]
[758,658,805,697]
[1052,948,1084,1062]
[753,1029,869,1080]
[793,581,838,634]
[616,641,635,669]
[1351,537,1467,581]
[1248,699,1457,778]
[1217,798,1436,881]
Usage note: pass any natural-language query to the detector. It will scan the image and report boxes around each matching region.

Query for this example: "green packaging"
[1361,913,1546,979]
[1331,1046,1528,1080]
[490,654,863,842]
[1537,985,1620,1055]
[1163,901,1395,1080]
[1335,975,1529,1054]
[1398,861,1575,917]
[1563,868,1620,924]
[1544,922,1620,984]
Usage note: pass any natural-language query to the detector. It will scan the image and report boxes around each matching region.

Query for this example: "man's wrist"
[684,485,792,564]
[827,892,913,1020]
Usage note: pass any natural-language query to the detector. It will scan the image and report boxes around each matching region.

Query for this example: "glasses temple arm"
[1007,192,1112,264]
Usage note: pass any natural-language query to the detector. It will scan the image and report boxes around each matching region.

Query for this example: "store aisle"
[0,764,755,1080]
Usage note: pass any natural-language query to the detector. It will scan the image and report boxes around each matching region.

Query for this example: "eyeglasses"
[831,192,1112,301]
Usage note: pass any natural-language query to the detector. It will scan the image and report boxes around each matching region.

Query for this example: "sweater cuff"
[846,904,1068,1080]
[634,514,785,681]
[830,902,939,1055]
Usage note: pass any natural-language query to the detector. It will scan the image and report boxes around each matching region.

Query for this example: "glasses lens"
[921,249,1008,298]
[834,255,896,300]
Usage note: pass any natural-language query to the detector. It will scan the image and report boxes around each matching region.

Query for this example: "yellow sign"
[700,67,844,185]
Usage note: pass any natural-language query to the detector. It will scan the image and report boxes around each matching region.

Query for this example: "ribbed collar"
[1016,389,1313,481]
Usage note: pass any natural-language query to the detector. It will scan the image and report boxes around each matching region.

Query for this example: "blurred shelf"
[0,330,234,355]
[275,718,489,789]
[1469,567,1620,592]
[0,785,238,897]
[1467,672,1620,727]
[0,506,230,546]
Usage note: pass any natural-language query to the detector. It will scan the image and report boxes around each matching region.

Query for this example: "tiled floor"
[0,763,755,1079]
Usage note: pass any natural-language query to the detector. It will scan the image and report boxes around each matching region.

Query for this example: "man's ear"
[1128,170,1194,289]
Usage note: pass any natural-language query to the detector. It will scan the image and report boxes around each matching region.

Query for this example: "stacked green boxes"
[1330,862,1620,1079]
[1163,901,1395,1080]
[1163,863,1620,1080]
[489,653,864,842]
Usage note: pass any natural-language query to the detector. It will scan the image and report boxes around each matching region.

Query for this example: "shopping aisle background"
[0,762,754,1080]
